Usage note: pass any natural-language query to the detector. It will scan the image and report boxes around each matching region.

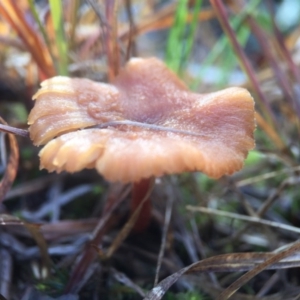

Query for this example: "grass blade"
[27,0,55,69]
[194,0,260,88]
[165,0,188,72]
[49,0,69,75]
[180,0,203,72]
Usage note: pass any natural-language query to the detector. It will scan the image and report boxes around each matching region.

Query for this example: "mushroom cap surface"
[28,57,255,182]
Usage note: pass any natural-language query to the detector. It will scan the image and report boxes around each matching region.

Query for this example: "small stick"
[0,124,29,138]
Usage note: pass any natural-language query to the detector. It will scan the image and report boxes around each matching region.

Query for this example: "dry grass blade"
[0,214,51,277]
[255,100,294,150]
[247,16,300,119]
[144,248,300,300]
[111,268,146,297]
[40,219,98,240]
[187,252,300,272]
[144,266,188,300]
[24,223,52,277]
[85,0,107,49]
[4,217,98,241]
[221,176,300,248]
[0,214,24,225]
[0,0,55,77]
[87,0,119,80]
[257,176,300,218]
[267,0,300,84]
[65,184,130,293]
[0,249,12,299]
[236,165,300,187]
[68,0,80,50]
[0,117,19,203]
[209,0,283,146]
[217,241,300,299]
[124,0,137,59]
[255,112,285,149]
[100,0,120,79]
[186,205,300,234]
[4,175,57,201]
[111,0,120,76]
[119,5,215,42]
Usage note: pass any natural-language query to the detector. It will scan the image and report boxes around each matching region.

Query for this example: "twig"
[0,123,29,138]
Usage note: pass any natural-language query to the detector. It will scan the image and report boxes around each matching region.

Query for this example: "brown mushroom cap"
[28,57,255,182]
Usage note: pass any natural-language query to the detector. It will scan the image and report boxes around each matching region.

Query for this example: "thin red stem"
[131,178,153,232]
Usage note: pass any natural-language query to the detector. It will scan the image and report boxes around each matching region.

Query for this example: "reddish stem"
[131,178,153,232]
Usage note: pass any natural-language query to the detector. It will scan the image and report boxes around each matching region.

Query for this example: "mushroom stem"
[131,178,154,232]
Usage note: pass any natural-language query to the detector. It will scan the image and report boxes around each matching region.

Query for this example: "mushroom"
[28,57,255,231]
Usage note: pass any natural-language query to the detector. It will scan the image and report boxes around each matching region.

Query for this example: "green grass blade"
[218,23,250,86]
[205,0,261,66]
[27,0,57,73]
[192,0,261,88]
[180,0,203,72]
[49,0,68,75]
[165,0,189,73]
